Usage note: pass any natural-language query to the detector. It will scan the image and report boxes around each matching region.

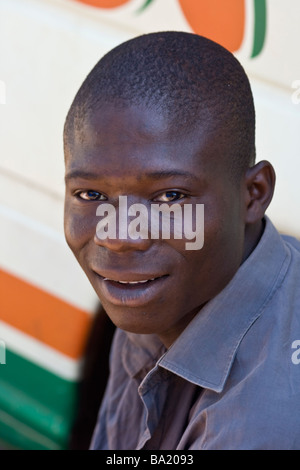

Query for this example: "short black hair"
[64,31,256,178]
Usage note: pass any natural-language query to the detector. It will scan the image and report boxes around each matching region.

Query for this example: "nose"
[93,232,152,252]
[93,198,153,252]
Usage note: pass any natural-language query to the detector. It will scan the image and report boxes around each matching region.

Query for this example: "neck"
[242,219,265,263]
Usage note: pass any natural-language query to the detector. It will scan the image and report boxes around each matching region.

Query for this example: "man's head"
[64,31,256,180]
[64,31,275,347]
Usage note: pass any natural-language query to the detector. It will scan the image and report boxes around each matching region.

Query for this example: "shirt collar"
[122,331,167,380]
[159,217,291,392]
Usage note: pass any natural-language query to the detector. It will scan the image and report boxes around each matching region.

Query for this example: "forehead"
[74,102,194,150]
[65,102,229,180]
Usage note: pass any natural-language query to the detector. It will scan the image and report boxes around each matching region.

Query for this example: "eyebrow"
[65,170,100,182]
[65,169,200,182]
[145,170,200,182]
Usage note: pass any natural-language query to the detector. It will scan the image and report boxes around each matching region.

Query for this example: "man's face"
[64,103,246,347]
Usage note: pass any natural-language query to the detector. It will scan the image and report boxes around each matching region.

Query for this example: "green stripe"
[136,0,154,14]
[0,349,77,414]
[0,349,78,449]
[251,0,267,58]
[0,410,63,450]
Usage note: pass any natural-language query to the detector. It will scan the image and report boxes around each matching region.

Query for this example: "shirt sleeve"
[89,328,126,450]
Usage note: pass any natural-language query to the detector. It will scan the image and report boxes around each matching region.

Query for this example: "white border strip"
[0,321,82,381]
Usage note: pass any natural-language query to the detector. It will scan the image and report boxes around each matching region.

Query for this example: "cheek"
[199,202,245,285]
[64,201,96,255]
[169,204,244,301]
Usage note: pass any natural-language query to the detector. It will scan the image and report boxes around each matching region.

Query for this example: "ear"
[244,160,276,224]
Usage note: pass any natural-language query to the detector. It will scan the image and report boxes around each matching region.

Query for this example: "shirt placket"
[136,365,171,449]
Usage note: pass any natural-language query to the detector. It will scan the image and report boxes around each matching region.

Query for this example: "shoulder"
[281,233,300,253]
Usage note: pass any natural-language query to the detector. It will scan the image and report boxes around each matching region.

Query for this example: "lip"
[93,271,169,307]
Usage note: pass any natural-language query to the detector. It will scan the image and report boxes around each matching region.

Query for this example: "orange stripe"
[178,0,245,53]
[74,0,130,8]
[0,269,93,359]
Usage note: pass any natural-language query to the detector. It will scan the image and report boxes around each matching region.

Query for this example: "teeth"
[120,280,148,284]
[103,277,157,284]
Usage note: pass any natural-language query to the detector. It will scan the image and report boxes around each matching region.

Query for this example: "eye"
[154,191,185,203]
[75,190,107,201]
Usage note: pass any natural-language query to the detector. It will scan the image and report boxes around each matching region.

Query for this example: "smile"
[103,277,160,285]
[94,272,169,306]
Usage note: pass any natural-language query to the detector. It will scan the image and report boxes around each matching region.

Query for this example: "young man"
[63,32,300,450]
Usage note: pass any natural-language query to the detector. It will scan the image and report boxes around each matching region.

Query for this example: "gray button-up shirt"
[91,217,300,450]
